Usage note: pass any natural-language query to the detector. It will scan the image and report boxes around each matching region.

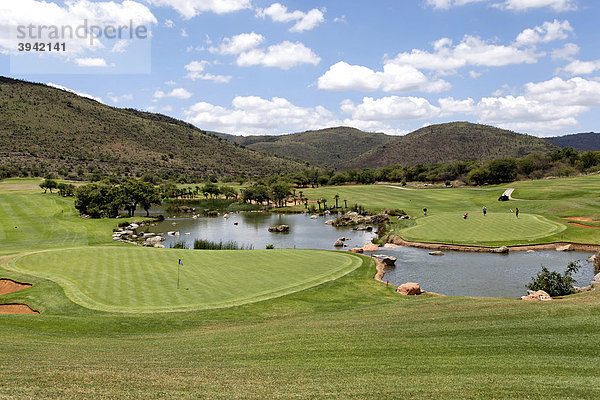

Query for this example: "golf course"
[2,177,600,398]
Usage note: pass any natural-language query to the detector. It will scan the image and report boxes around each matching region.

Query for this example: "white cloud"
[469,70,483,78]
[340,96,441,121]
[154,88,192,100]
[317,61,450,93]
[181,28,188,37]
[74,57,109,67]
[107,93,133,103]
[149,0,251,19]
[164,19,174,28]
[551,43,579,60]
[46,82,103,103]
[0,0,156,55]
[237,41,321,70]
[515,19,572,46]
[164,80,177,85]
[183,96,337,135]
[257,3,325,32]
[501,0,577,12]
[111,40,130,54]
[426,0,577,11]
[387,35,539,74]
[333,15,347,23]
[426,0,487,9]
[184,60,232,83]
[561,59,600,75]
[210,32,265,55]
[436,77,600,135]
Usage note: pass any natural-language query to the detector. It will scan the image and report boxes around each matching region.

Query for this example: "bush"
[526,262,580,297]
[265,244,275,249]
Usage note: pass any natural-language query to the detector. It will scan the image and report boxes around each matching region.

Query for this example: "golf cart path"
[502,188,527,201]
[386,185,414,191]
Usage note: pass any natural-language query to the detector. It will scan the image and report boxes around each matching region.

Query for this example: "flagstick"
[177,265,180,289]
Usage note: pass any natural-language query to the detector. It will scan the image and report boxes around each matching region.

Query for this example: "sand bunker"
[568,222,600,230]
[0,279,32,296]
[562,217,597,222]
[0,304,38,314]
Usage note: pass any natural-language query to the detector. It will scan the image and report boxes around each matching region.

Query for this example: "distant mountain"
[343,122,558,169]
[214,127,396,169]
[0,76,304,179]
[546,132,600,151]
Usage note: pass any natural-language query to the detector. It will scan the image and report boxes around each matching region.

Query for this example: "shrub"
[265,244,275,249]
[527,262,580,297]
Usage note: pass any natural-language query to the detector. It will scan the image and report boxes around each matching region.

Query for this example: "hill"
[343,122,558,169]
[546,132,600,151]
[215,127,396,169]
[0,77,304,180]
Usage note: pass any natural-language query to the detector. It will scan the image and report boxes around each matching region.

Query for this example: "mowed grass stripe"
[10,247,363,312]
[402,213,565,245]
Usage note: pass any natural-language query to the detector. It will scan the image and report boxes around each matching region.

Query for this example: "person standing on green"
[482,206,487,216]
[516,208,519,219]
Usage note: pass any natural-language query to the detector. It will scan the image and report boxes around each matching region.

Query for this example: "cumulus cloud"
[426,0,577,11]
[386,35,539,74]
[154,88,192,100]
[148,0,251,19]
[551,43,579,60]
[183,96,337,135]
[560,59,600,75]
[317,61,450,93]
[46,82,103,103]
[209,32,265,55]
[236,41,321,70]
[515,19,572,47]
[74,58,110,67]
[257,3,325,32]
[340,96,441,121]
[184,60,231,83]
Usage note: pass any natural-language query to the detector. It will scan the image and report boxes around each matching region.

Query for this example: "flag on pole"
[179,259,183,267]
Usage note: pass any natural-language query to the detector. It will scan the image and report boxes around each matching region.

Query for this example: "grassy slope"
[292,174,600,246]
[345,121,558,169]
[0,77,303,177]
[1,179,600,398]
[547,132,600,151]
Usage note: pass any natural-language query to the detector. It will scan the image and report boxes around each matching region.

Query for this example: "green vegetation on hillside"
[547,132,600,151]
[0,77,304,181]
[345,122,558,169]
[218,126,396,169]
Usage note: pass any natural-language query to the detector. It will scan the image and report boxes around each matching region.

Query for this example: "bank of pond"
[132,212,596,298]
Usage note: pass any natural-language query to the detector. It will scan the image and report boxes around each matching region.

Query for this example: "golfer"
[423,207,427,216]
[482,206,487,216]
[516,208,519,219]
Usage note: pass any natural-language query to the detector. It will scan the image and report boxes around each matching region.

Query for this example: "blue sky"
[1,0,599,137]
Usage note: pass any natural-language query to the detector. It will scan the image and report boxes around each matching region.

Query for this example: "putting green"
[401,213,566,245]
[10,247,364,313]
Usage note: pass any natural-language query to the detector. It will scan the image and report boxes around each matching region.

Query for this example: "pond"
[145,212,595,298]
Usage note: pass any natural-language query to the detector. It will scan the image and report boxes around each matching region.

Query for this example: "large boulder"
[349,248,363,254]
[490,246,509,254]
[333,239,345,247]
[429,251,444,256]
[362,243,379,252]
[556,244,574,252]
[383,243,398,249]
[268,225,290,233]
[521,290,552,301]
[397,282,422,295]
[381,256,397,267]
[146,236,165,243]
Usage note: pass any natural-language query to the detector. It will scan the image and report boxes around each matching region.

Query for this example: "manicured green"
[10,247,362,312]
[2,178,600,399]
[295,174,600,246]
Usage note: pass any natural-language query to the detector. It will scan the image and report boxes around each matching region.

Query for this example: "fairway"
[10,247,363,312]
[402,213,566,245]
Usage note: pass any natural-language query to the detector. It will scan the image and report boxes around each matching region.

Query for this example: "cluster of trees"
[39,179,76,197]
[74,179,161,218]
[240,181,294,208]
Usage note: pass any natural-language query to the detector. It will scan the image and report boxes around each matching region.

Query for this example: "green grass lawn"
[2,178,600,398]
[10,247,363,312]
[294,174,600,246]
